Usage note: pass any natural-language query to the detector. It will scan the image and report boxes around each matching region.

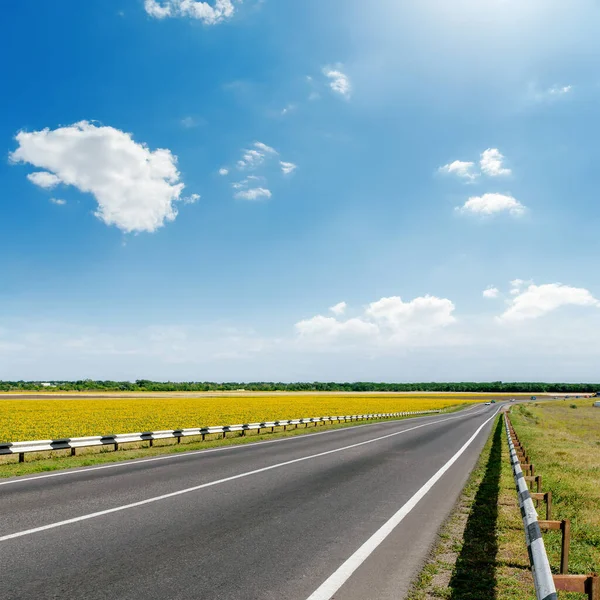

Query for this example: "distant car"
[491,400,496,403]
[510,398,515,402]
[485,402,491,405]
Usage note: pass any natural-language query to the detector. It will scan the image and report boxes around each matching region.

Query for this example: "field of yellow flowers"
[0,394,480,442]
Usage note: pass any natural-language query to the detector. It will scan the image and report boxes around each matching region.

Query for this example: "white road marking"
[0,406,484,488]
[0,409,490,542]
[304,408,501,600]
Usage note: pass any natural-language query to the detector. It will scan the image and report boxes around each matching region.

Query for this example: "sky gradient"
[2,0,600,382]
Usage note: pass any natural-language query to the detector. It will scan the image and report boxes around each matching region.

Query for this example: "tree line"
[0,380,598,393]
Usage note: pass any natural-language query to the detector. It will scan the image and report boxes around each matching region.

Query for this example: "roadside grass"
[510,400,600,577]
[0,408,468,478]
[409,401,598,600]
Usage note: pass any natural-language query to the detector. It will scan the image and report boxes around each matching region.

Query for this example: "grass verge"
[510,400,600,577]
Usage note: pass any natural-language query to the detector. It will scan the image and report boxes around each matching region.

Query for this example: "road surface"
[0,404,500,600]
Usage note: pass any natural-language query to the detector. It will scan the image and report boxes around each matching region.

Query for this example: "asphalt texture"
[0,404,500,600]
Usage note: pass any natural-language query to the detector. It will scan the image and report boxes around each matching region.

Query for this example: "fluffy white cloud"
[438,160,478,181]
[10,121,192,233]
[218,167,229,176]
[483,287,499,299]
[323,67,351,98]
[509,278,532,295]
[144,0,235,25]
[237,142,277,170]
[280,161,297,175]
[183,193,200,204]
[480,148,511,176]
[295,315,378,342]
[499,283,600,322]
[366,295,456,332]
[296,294,456,346]
[254,142,277,154]
[27,171,61,189]
[234,187,272,201]
[548,84,572,95]
[49,198,66,206]
[329,301,347,316]
[457,193,526,216]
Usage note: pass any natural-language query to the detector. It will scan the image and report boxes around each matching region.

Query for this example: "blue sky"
[2,0,600,381]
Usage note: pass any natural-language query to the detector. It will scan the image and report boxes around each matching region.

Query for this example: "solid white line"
[0,407,483,488]
[0,410,490,543]
[304,408,501,600]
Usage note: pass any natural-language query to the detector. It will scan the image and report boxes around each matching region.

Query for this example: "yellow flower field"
[0,395,480,442]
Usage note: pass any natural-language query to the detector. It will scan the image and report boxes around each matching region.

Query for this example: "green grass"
[409,402,597,599]
[510,400,600,576]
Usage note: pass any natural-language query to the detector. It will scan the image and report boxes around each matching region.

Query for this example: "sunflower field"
[0,394,481,442]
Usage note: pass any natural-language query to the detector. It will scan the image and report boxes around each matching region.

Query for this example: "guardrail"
[504,413,599,600]
[0,409,442,463]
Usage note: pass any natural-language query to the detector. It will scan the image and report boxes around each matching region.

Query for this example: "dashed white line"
[0,410,490,542]
[0,407,484,488]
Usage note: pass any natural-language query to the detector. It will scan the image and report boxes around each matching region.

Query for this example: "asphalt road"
[0,404,500,600]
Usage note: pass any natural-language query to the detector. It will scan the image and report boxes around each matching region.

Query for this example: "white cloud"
[234,187,272,201]
[295,315,378,343]
[438,160,478,181]
[457,193,526,217]
[27,171,61,189]
[280,161,297,175]
[366,295,456,333]
[281,104,296,116]
[548,84,572,95]
[329,301,347,316]
[183,193,200,204]
[10,121,192,233]
[509,278,532,295]
[253,141,277,154]
[480,148,511,176]
[323,67,351,98]
[144,0,235,25]
[218,167,229,176]
[296,294,456,346]
[236,142,277,170]
[499,283,600,322]
[49,198,66,206]
[483,287,499,299]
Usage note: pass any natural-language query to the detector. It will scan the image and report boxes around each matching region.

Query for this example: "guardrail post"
[71,447,76,456]
[539,519,570,574]
[19,452,24,463]
[554,574,600,599]
[590,574,600,600]
[561,519,571,575]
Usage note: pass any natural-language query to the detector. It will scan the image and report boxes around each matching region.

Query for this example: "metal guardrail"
[0,409,442,462]
[504,413,558,600]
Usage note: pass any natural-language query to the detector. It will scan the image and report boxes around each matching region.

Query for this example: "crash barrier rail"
[0,409,443,463]
[505,414,599,600]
